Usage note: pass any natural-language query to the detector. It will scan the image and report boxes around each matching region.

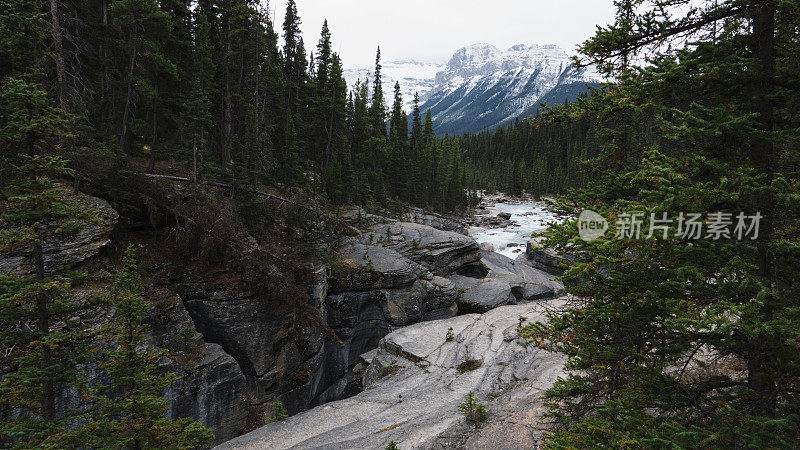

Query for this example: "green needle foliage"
[458,391,487,426]
[79,245,213,448]
[0,4,94,444]
[0,275,87,449]
[520,0,800,447]
[266,401,288,423]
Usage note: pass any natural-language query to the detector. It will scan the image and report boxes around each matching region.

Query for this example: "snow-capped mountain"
[420,43,602,135]
[343,60,444,112]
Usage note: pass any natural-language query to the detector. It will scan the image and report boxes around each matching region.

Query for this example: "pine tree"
[369,46,387,138]
[282,0,306,116]
[521,1,800,447]
[82,245,213,448]
[0,158,94,448]
[409,93,424,202]
[0,272,85,448]
[458,391,487,426]
[315,20,332,91]
[183,6,216,181]
[318,51,349,201]
[421,110,435,205]
[388,81,408,199]
[109,0,176,154]
[0,5,92,431]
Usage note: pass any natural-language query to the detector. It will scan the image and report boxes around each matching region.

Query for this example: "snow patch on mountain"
[421,43,602,135]
[343,44,602,133]
[343,60,445,112]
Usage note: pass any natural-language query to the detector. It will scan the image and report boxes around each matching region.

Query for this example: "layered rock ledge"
[217,299,568,450]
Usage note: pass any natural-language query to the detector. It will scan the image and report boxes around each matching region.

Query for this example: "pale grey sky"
[269,0,617,67]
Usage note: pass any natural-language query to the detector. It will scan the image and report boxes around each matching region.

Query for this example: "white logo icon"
[578,210,608,242]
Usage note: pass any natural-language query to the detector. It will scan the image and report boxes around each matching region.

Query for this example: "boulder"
[332,241,430,292]
[524,241,576,275]
[481,250,563,300]
[359,222,482,276]
[0,190,118,277]
[451,250,564,313]
[403,207,468,235]
[451,276,518,313]
[331,241,458,326]
[497,212,512,220]
[216,300,568,450]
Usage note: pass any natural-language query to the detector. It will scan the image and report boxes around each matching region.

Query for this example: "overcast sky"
[268,0,617,67]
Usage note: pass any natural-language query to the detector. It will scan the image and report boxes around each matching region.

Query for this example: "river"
[469,200,563,259]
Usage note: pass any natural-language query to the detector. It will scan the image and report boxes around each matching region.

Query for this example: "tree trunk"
[48,0,67,111]
[323,110,334,182]
[748,0,776,417]
[221,19,232,167]
[119,36,137,153]
[147,108,157,173]
[193,137,198,183]
[99,0,109,133]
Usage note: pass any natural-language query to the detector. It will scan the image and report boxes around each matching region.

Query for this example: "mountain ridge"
[421,43,601,135]
[343,43,601,134]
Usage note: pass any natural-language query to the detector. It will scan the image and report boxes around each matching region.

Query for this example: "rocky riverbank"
[218,300,568,450]
[0,189,568,447]
[212,197,570,449]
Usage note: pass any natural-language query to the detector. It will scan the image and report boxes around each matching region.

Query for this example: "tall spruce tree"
[522,1,800,447]
[388,81,407,198]
[369,46,387,138]
[82,246,213,448]
[0,5,91,444]
[0,158,92,449]
[109,0,175,154]
[421,110,436,205]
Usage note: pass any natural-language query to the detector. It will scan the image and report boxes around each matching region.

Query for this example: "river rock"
[216,300,568,450]
[451,251,564,313]
[497,212,512,220]
[359,222,482,276]
[524,241,576,275]
[403,207,468,235]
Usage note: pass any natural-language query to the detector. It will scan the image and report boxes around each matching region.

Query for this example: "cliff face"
[2,192,562,446]
[217,300,569,450]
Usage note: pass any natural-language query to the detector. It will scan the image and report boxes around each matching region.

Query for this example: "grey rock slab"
[359,222,481,276]
[0,191,118,277]
[447,251,564,313]
[336,241,431,291]
[216,300,568,450]
[451,276,518,313]
[481,250,564,299]
[403,207,468,235]
[382,314,479,362]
